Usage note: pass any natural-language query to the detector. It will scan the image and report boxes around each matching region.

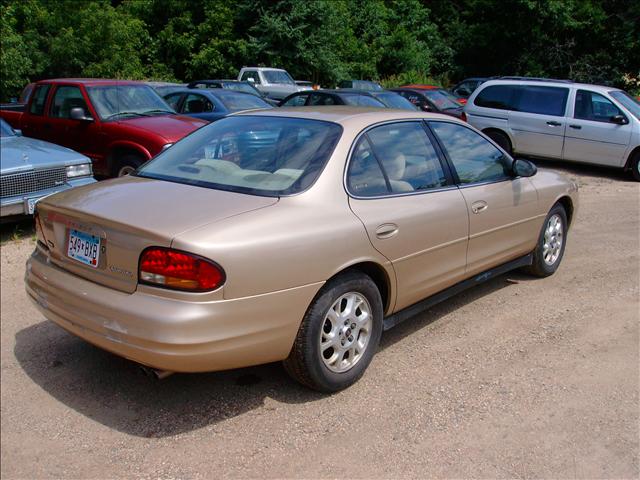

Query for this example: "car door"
[562,89,633,167]
[508,85,569,159]
[47,84,97,157]
[429,120,540,276]
[347,121,469,311]
[21,84,52,140]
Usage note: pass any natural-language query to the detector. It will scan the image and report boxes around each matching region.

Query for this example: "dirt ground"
[1,160,638,479]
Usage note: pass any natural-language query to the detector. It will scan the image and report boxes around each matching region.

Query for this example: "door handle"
[375,223,398,239]
[471,201,488,214]
[569,124,582,129]
[546,121,562,127]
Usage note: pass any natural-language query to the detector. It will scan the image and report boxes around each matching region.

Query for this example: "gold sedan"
[25,107,578,391]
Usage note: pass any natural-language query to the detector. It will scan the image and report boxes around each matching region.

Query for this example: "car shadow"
[531,158,633,183]
[14,271,527,437]
[0,217,35,244]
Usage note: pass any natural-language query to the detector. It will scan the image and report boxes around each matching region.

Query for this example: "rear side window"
[309,94,339,106]
[430,121,511,184]
[474,85,518,110]
[183,94,214,113]
[29,85,51,115]
[514,86,568,116]
[347,138,388,197]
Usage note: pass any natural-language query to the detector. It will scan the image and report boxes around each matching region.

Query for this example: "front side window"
[29,85,50,115]
[347,122,447,196]
[164,93,183,111]
[219,93,271,111]
[474,85,518,110]
[282,94,309,106]
[430,121,511,184]
[50,86,90,119]
[575,90,623,122]
[137,116,342,196]
[87,85,174,121]
[183,94,214,113]
[514,86,568,116]
[262,70,295,85]
[241,71,260,84]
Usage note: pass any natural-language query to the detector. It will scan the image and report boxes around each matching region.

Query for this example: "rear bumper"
[1,177,96,217]
[25,248,322,372]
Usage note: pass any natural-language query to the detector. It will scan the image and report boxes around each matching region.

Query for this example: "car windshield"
[423,89,462,110]
[609,90,640,120]
[137,116,342,196]
[86,85,175,121]
[222,82,261,96]
[263,70,295,85]
[372,92,418,110]
[0,119,15,137]
[219,93,272,111]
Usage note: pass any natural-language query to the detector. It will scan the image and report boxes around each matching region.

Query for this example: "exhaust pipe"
[140,365,174,380]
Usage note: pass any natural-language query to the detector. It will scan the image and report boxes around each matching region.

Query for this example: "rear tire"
[283,272,383,392]
[112,153,144,177]
[629,152,640,182]
[485,130,512,155]
[524,203,567,277]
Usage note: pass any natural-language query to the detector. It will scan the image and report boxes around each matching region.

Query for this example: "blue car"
[0,119,96,219]
[163,89,273,122]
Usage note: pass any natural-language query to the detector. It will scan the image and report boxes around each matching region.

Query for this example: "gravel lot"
[1,161,638,479]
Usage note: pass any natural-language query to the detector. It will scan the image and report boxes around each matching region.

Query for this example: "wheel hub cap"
[319,292,372,373]
[542,213,564,266]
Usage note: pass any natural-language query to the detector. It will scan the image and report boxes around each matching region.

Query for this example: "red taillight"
[139,247,225,292]
[461,111,468,122]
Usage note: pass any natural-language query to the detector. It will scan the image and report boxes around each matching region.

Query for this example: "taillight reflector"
[461,111,468,122]
[139,247,225,292]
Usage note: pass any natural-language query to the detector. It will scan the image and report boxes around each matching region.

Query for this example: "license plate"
[67,229,101,268]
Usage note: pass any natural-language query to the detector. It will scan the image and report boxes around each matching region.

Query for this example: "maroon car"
[0,79,206,177]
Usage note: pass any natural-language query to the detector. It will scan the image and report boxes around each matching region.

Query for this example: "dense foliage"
[1,0,639,100]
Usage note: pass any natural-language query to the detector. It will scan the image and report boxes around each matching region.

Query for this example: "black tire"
[629,152,640,182]
[485,130,512,155]
[524,203,568,277]
[112,153,144,177]
[283,271,383,392]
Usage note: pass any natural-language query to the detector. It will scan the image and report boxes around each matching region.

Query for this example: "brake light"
[139,247,225,292]
[461,111,467,122]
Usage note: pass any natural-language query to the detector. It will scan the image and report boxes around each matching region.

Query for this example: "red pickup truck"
[0,79,206,177]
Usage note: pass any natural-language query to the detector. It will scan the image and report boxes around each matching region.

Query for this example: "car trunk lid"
[36,175,278,293]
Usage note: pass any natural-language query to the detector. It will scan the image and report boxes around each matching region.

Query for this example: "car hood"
[0,135,90,174]
[115,115,207,143]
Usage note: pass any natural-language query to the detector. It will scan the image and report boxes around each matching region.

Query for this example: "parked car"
[238,67,310,100]
[26,107,578,392]
[146,81,187,96]
[187,79,279,106]
[391,87,466,120]
[450,77,495,103]
[0,118,95,219]
[465,78,640,180]
[0,83,35,112]
[163,88,272,122]
[337,80,383,91]
[0,79,207,177]
[280,89,386,108]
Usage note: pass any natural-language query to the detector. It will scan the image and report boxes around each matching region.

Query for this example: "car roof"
[38,78,147,87]
[480,78,622,93]
[241,67,287,72]
[401,84,441,90]
[235,106,465,130]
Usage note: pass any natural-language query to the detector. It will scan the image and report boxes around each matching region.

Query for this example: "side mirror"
[610,114,628,125]
[246,77,255,83]
[70,107,93,121]
[512,158,537,177]
[13,129,22,137]
[421,104,433,112]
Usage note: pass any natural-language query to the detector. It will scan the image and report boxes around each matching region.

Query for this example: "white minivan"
[464,78,640,180]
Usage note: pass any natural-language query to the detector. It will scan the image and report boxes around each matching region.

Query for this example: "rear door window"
[183,94,214,113]
[282,94,309,106]
[514,86,568,116]
[474,85,518,110]
[309,93,339,106]
[29,84,51,116]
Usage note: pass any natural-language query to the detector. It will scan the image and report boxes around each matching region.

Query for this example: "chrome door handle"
[569,124,582,129]
[471,201,488,214]
[546,121,562,127]
[375,223,398,239]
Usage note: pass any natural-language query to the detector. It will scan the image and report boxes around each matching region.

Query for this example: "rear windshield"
[423,90,461,110]
[137,116,342,196]
[222,82,260,96]
[610,90,640,120]
[218,93,271,111]
[372,92,417,110]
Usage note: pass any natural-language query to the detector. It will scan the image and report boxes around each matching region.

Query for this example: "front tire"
[283,272,383,392]
[113,153,144,177]
[525,203,568,277]
[629,152,640,182]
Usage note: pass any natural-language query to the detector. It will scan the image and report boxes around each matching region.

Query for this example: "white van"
[464,78,640,180]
